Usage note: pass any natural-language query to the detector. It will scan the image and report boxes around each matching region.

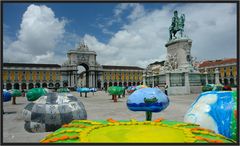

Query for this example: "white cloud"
[127,3,145,21]
[114,3,129,17]
[3,4,66,64]
[85,3,236,68]
[3,3,236,69]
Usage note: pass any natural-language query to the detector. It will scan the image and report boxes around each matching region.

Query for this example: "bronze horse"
[169,13,185,40]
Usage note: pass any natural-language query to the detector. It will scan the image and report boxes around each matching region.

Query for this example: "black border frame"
[0,0,239,146]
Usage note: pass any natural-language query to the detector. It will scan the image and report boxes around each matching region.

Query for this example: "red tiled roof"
[198,58,237,68]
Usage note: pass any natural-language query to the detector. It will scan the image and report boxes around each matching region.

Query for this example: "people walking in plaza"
[164,83,168,96]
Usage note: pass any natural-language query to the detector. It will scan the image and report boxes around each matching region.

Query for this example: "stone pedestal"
[165,72,170,87]
[163,38,202,95]
[165,38,192,72]
[167,71,191,95]
[184,72,190,94]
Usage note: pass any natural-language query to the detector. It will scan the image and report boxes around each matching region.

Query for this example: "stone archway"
[35,83,41,88]
[6,83,12,90]
[128,82,132,86]
[21,83,27,90]
[28,83,34,89]
[14,83,19,89]
[133,82,136,86]
[77,63,89,87]
[55,83,60,88]
[119,82,122,86]
[62,42,102,88]
[48,83,54,88]
[42,83,47,88]
[224,78,228,85]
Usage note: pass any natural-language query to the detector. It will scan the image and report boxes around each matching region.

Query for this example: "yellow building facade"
[198,58,237,86]
[101,65,144,88]
[78,65,144,88]
[3,63,62,90]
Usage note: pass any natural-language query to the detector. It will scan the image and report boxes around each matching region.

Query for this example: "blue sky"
[3,3,237,67]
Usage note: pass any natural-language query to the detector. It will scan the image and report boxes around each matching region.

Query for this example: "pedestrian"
[164,83,168,96]
[22,89,25,97]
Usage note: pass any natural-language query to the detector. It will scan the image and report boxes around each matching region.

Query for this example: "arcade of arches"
[3,43,144,90]
[3,63,61,90]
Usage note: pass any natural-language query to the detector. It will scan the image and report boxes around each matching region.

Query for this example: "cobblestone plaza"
[3,90,202,143]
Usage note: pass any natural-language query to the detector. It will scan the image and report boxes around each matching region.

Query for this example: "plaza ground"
[3,91,203,143]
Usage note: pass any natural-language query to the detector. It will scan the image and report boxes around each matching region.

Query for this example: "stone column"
[165,72,170,87]
[92,72,96,88]
[89,72,92,87]
[204,69,208,85]
[71,73,75,87]
[214,68,220,84]
[184,72,190,94]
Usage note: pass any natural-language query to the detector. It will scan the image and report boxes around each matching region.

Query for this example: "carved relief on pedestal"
[163,53,178,71]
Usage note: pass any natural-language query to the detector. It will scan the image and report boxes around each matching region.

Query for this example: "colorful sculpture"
[212,84,224,91]
[108,86,124,102]
[77,87,90,97]
[184,91,237,140]
[40,118,235,143]
[3,89,12,102]
[10,89,22,104]
[127,86,137,94]
[202,84,215,92]
[89,88,97,95]
[127,88,169,121]
[136,85,148,90]
[26,88,49,101]
[57,87,70,93]
[223,85,232,91]
[22,93,87,132]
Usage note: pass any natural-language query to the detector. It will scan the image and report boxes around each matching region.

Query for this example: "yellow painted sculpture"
[40,118,235,143]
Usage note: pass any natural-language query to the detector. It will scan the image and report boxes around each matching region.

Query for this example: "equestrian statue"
[169,10,185,40]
